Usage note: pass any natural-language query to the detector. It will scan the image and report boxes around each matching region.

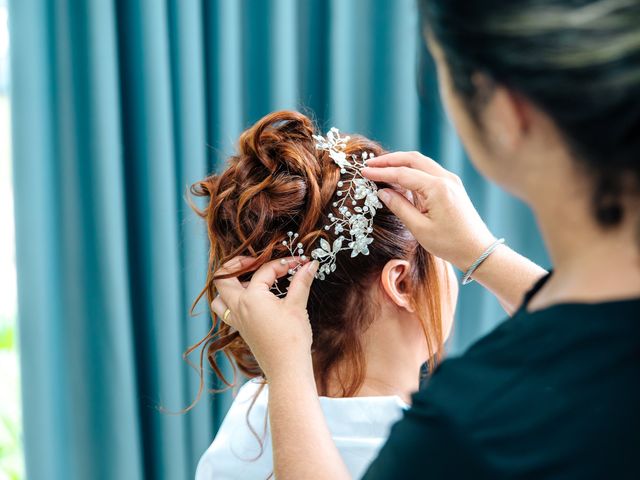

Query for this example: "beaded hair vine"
[273,127,382,296]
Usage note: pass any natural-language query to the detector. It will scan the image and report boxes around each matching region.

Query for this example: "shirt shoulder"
[195,379,272,480]
[197,379,411,480]
[372,300,640,479]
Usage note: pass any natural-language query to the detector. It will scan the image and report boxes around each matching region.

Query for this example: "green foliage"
[0,322,14,351]
[0,411,22,480]
[0,323,23,480]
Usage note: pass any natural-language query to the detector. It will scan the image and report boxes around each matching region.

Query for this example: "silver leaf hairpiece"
[272,127,382,296]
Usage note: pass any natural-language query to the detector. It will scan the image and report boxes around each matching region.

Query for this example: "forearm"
[468,244,547,315]
[268,358,351,480]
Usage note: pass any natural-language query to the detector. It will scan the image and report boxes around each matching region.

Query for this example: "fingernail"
[308,260,319,275]
[378,189,390,203]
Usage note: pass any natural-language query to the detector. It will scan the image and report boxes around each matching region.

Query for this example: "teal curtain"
[9,1,549,479]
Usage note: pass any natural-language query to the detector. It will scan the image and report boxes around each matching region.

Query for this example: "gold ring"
[223,308,232,322]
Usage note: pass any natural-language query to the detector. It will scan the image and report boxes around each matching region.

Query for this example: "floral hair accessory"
[273,127,381,295]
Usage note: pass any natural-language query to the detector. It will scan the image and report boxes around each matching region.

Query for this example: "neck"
[357,331,424,404]
[322,306,426,404]
[529,183,640,310]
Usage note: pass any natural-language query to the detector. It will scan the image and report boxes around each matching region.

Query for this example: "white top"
[195,379,409,479]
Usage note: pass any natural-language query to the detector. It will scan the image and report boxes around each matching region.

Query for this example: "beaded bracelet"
[461,238,506,285]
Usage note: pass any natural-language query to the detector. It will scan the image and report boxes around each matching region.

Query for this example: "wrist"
[454,232,497,273]
[263,347,315,384]
[461,238,506,285]
[467,242,516,288]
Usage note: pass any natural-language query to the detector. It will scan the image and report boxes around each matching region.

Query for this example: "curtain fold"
[10,1,549,479]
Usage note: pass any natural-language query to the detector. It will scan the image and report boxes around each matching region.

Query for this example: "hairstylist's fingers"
[212,275,242,309]
[213,256,257,308]
[211,295,231,322]
[211,295,239,333]
[365,151,458,180]
[249,257,309,291]
[285,261,319,307]
[216,256,259,276]
[362,166,438,195]
[378,188,430,232]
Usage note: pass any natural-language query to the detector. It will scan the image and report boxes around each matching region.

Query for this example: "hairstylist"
[212,0,640,478]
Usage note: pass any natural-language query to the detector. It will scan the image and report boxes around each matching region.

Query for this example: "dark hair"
[420,0,640,227]
[184,110,445,405]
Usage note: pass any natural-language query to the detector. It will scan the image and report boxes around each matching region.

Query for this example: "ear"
[380,259,415,313]
[476,74,530,152]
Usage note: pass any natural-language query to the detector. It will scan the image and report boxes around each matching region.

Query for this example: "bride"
[190,110,457,479]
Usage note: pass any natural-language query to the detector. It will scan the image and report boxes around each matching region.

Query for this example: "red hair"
[184,110,445,406]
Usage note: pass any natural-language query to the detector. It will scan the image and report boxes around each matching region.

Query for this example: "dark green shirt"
[363,274,640,479]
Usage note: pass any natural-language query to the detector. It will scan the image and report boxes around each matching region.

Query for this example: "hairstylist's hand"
[363,151,496,272]
[211,257,319,379]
